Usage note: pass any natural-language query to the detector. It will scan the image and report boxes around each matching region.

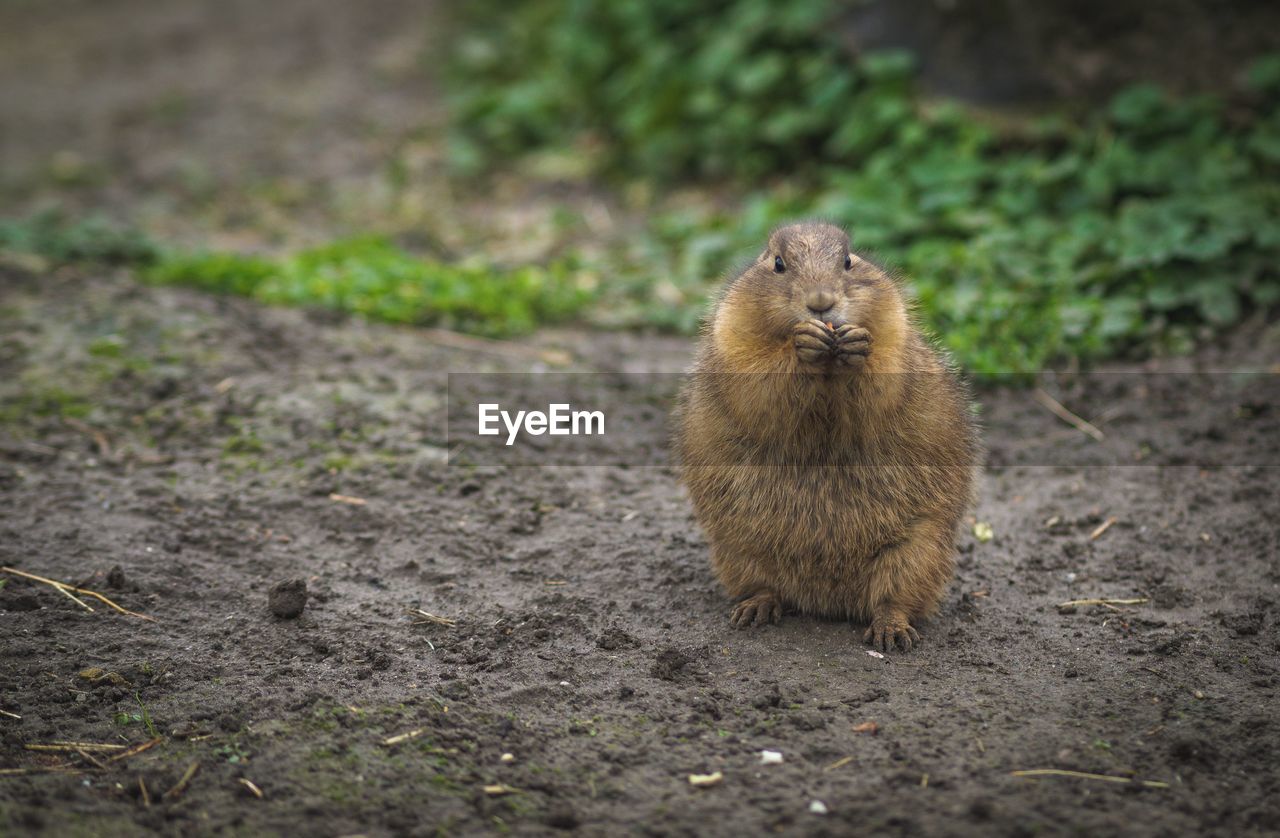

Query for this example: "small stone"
[268,578,308,619]
[760,750,783,765]
[809,800,829,815]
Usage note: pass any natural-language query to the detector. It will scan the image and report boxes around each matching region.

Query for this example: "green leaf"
[1193,281,1242,325]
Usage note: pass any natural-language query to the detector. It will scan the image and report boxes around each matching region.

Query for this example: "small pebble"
[809,800,829,815]
[760,750,783,765]
[268,578,308,619]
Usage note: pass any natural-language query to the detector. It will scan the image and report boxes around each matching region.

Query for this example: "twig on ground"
[0,765,79,776]
[138,776,151,807]
[63,417,111,458]
[823,756,853,772]
[239,778,264,799]
[73,747,108,770]
[484,783,520,796]
[1057,597,1148,610]
[0,710,22,720]
[106,737,163,763]
[409,608,457,627]
[51,583,96,612]
[25,742,128,753]
[383,728,426,746]
[1089,516,1118,540]
[1032,388,1106,442]
[0,566,157,622]
[1011,768,1168,788]
[687,773,723,788]
[328,493,367,506]
[163,762,200,800]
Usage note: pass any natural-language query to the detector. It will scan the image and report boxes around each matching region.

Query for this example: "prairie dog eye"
[774,256,786,273]
[844,253,853,270]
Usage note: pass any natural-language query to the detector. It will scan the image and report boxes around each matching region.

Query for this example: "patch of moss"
[0,387,93,424]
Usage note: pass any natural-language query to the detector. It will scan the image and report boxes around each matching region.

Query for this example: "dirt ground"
[2,261,1279,838]
[3,2,1280,836]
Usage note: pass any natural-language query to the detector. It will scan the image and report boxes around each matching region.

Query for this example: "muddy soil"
[3,1,1280,836]
[1,268,1278,837]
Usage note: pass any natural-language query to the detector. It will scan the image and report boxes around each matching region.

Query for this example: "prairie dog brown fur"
[674,222,978,651]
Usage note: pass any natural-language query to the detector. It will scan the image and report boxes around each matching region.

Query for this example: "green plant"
[590,74,1280,373]
[141,237,593,337]
[447,2,1280,373]
[214,741,250,764]
[0,210,158,265]
[448,0,886,181]
[134,692,158,738]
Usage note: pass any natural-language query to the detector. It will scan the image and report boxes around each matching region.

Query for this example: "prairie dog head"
[712,221,907,371]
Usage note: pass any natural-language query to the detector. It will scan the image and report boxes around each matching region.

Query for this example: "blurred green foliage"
[448,0,885,181]
[4,7,1277,376]
[0,218,590,337]
[450,1,1280,372]
[142,238,591,336]
[0,210,159,265]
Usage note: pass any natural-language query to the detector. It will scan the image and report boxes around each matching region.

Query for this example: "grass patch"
[140,237,593,337]
[0,210,158,266]
[1,218,594,339]
[133,692,159,738]
[0,387,94,424]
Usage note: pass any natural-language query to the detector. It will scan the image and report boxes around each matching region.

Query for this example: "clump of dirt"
[267,579,308,619]
[650,647,695,681]
[105,565,127,589]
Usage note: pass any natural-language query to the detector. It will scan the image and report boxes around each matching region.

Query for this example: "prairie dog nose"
[806,290,835,314]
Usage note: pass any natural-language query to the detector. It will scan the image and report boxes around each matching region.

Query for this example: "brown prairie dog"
[674,221,979,652]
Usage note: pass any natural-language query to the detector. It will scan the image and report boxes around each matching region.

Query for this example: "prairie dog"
[674,222,978,651]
